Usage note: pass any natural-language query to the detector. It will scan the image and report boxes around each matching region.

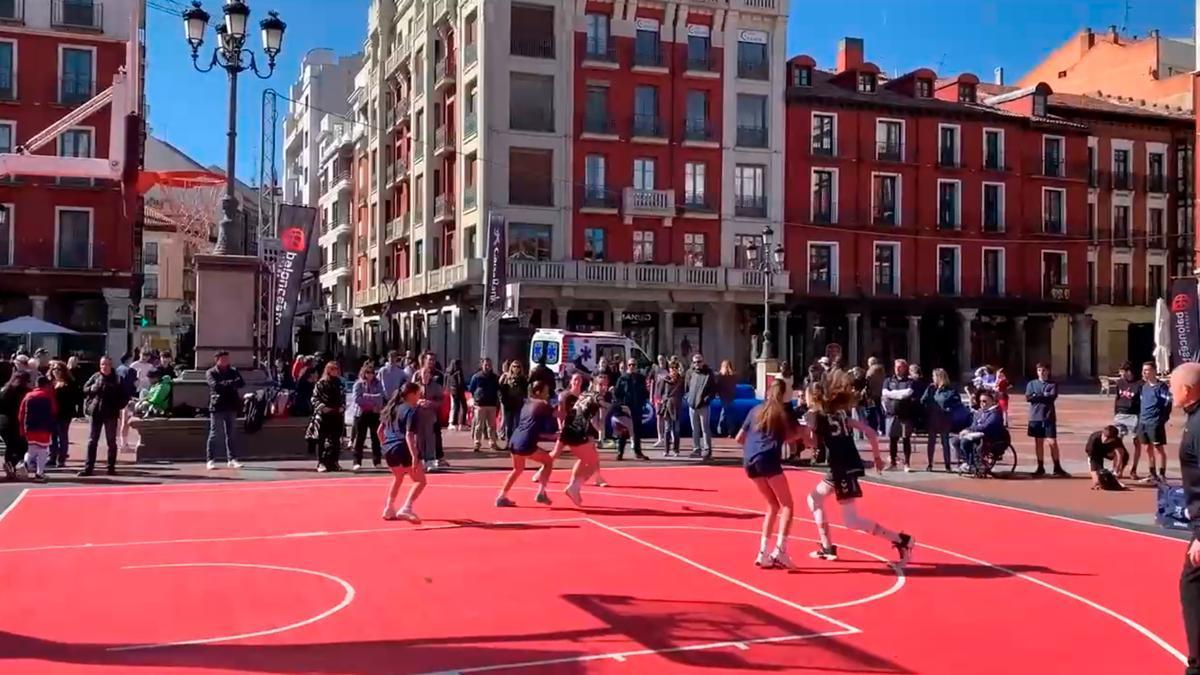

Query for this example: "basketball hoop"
[140,170,226,254]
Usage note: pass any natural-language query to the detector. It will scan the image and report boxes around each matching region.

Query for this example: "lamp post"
[182,0,286,256]
[744,225,786,360]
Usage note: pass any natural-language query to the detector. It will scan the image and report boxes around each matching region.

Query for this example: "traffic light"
[135,315,149,328]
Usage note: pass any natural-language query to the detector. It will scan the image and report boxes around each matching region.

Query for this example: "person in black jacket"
[1112,362,1142,478]
[685,354,718,460]
[205,350,245,471]
[306,361,346,472]
[79,356,124,476]
[613,357,649,461]
[1170,362,1200,675]
[48,361,78,467]
[0,370,31,477]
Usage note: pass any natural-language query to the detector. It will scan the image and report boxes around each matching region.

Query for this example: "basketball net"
[139,170,226,254]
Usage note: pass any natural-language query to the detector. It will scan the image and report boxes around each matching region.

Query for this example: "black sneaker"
[1032,466,1046,478]
[810,545,839,561]
[1052,465,1071,478]
[689,449,703,459]
[77,467,94,477]
[106,466,117,476]
[893,533,916,566]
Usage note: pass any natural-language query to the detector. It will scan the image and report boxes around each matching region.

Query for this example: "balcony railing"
[736,126,767,148]
[872,207,897,226]
[434,59,455,89]
[686,52,717,73]
[876,141,904,162]
[393,99,409,126]
[0,68,13,101]
[464,185,478,211]
[464,43,478,68]
[0,0,24,24]
[633,47,664,68]
[320,260,350,275]
[1043,217,1065,235]
[434,193,455,222]
[683,193,715,213]
[738,59,769,80]
[1146,173,1167,193]
[511,36,555,59]
[464,112,478,139]
[583,43,617,64]
[434,126,454,155]
[583,112,616,136]
[58,76,94,106]
[1041,158,1066,178]
[511,107,554,133]
[385,216,408,244]
[735,195,767,218]
[623,187,675,217]
[1088,167,1100,187]
[684,118,714,142]
[1044,284,1070,301]
[508,260,791,292]
[938,152,961,169]
[579,186,619,210]
[984,154,1005,172]
[52,0,102,31]
[811,138,835,157]
[632,114,664,138]
[1111,171,1134,190]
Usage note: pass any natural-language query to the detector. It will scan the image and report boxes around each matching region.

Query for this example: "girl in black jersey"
[803,370,916,566]
[555,390,603,506]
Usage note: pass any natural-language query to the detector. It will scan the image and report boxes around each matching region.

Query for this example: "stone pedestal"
[847,313,861,368]
[906,315,921,364]
[194,254,260,368]
[103,287,131,359]
[755,357,780,400]
[956,308,978,379]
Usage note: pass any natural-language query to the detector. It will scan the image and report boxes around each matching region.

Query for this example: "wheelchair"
[961,436,1018,478]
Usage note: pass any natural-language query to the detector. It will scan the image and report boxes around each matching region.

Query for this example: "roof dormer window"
[792,65,812,87]
[958,83,976,103]
[1032,93,1047,117]
[857,72,877,94]
[916,78,932,98]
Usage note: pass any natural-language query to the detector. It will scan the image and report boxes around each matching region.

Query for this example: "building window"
[1042,251,1068,300]
[56,209,91,269]
[1113,204,1130,243]
[1087,260,1097,303]
[811,113,835,156]
[876,120,903,161]
[1113,148,1131,189]
[633,230,654,263]
[1043,136,1064,177]
[143,304,157,326]
[583,154,607,206]
[0,203,11,266]
[938,125,960,167]
[510,3,555,58]
[958,83,976,103]
[736,35,768,80]
[983,183,1004,232]
[1113,262,1131,304]
[686,30,712,71]
[684,90,710,141]
[683,233,706,267]
[857,72,877,93]
[1149,207,1165,247]
[1087,200,1098,240]
[792,66,812,87]
[937,246,960,295]
[1148,152,1166,192]
[633,85,660,137]
[583,85,610,134]
[734,235,758,270]
[60,47,94,105]
[812,169,836,224]
[873,242,898,295]
[633,157,655,191]
[916,78,932,98]
[982,129,1003,170]
[143,273,159,299]
[634,20,661,67]
[1149,263,1166,304]
[808,243,835,293]
[508,222,552,261]
[0,41,14,100]
[584,12,610,59]
[734,164,766,217]
[0,121,12,154]
[509,73,554,132]
[508,147,553,206]
[143,241,159,266]
[872,174,898,226]
[583,228,606,261]
[735,94,767,148]
[1032,93,1047,117]
[684,161,706,208]
[983,248,1004,296]
[413,240,424,274]
[1043,188,1065,234]
[938,180,960,229]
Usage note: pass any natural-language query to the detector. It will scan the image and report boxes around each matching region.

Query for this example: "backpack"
[243,390,269,434]
[1156,482,1191,530]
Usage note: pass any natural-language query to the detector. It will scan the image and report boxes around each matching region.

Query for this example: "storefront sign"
[738,29,768,44]
[687,24,710,38]
[273,204,318,353]
[1170,277,1200,364]
[622,312,655,325]
[635,17,660,31]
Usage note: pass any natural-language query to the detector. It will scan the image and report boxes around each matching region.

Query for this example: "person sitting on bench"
[1086,425,1129,490]
[953,391,1007,472]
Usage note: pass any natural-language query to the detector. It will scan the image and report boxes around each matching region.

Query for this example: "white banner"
[635,17,660,31]
[687,24,710,38]
[738,29,768,44]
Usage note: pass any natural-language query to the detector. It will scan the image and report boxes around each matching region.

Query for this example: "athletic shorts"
[744,454,784,479]
[1112,414,1139,436]
[1135,422,1167,446]
[509,444,540,457]
[824,474,864,501]
[383,446,413,468]
[1027,421,1057,439]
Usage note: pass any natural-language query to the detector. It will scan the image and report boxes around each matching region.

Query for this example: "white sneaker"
[206,460,217,470]
[902,464,913,473]
[770,548,797,570]
[531,466,544,483]
[437,459,451,468]
[398,507,421,524]
[317,465,328,473]
[564,483,583,506]
[754,550,772,567]
[650,439,664,449]
[594,475,609,487]
[352,464,362,472]
[382,507,397,520]
[227,460,242,469]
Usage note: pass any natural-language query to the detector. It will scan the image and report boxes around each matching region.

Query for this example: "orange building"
[1018,26,1193,111]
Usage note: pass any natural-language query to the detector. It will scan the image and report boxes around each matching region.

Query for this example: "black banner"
[1170,277,1200,364]
[273,204,318,353]
[483,212,507,319]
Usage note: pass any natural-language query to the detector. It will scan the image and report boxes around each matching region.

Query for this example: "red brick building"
[0,1,143,359]
[783,38,1097,379]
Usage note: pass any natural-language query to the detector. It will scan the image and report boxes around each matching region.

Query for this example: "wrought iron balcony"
[579,186,619,210]
[684,118,714,142]
[735,195,767,218]
[736,126,767,148]
[632,114,665,139]
[737,59,768,80]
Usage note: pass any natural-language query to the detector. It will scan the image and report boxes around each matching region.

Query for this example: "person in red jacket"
[19,375,57,482]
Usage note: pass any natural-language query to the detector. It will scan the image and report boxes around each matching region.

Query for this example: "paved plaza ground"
[0,394,1183,537]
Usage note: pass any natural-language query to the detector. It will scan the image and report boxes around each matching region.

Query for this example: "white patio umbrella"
[1153,298,1171,374]
[0,316,78,351]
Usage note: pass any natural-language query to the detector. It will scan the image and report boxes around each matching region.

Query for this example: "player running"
[496,380,557,507]
[378,382,426,522]
[803,370,916,566]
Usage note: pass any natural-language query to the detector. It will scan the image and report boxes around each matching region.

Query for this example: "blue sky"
[145,0,1193,184]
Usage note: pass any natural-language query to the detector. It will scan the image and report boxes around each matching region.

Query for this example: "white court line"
[0,517,589,555]
[0,488,28,524]
[616,525,905,611]
[432,482,1187,666]
[585,518,861,636]
[109,562,355,651]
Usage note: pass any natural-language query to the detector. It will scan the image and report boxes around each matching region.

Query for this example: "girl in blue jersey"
[496,380,558,507]
[377,382,425,522]
[736,378,807,569]
[804,370,916,566]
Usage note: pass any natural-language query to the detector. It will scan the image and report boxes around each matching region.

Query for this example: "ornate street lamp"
[182,1,286,256]
[745,225,786,360]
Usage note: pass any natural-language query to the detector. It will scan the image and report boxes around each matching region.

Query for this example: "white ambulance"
[528,329,653,376]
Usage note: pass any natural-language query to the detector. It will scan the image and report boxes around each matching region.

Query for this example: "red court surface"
[0,465,1189,674]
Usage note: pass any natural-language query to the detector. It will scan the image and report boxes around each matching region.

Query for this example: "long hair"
[3,370,31,392]
[381,382,421,425]
[753,378,793,438]
[806,368,859,414]
[559,392,579,417]
[322,362,341,380]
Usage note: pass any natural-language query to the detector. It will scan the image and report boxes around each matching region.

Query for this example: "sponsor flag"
[272,204,318,353]
[483,212,507,322]
[1169,277,1200,365]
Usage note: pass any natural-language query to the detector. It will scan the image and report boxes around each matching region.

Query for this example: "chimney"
[1080,27,1095,54]
[836,37,864,74]
[1108,24,1119,40]
[994,67,1005,86]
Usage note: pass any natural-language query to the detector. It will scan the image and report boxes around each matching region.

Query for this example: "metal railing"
[583,113,616,135]
[52,0,101,30]
[511,107,554,133]
[58,76,94,106]
[583,43,617,63]
[632,114,664,138]
[1111,171,1133,190]
[464,185,478,211]
[876,141,904,162]
[735,195,767,218]
[736,126,767,148]
[511,36,555,59]
[1146,173,1167,193]
[579,186,619,209]
[464,112,478,139]
[434,193,455,221]
[434,59,455,87]
[684,118,714,142]
[633,46,664,68]
[738,59,769,80]
[686,52,716,72]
